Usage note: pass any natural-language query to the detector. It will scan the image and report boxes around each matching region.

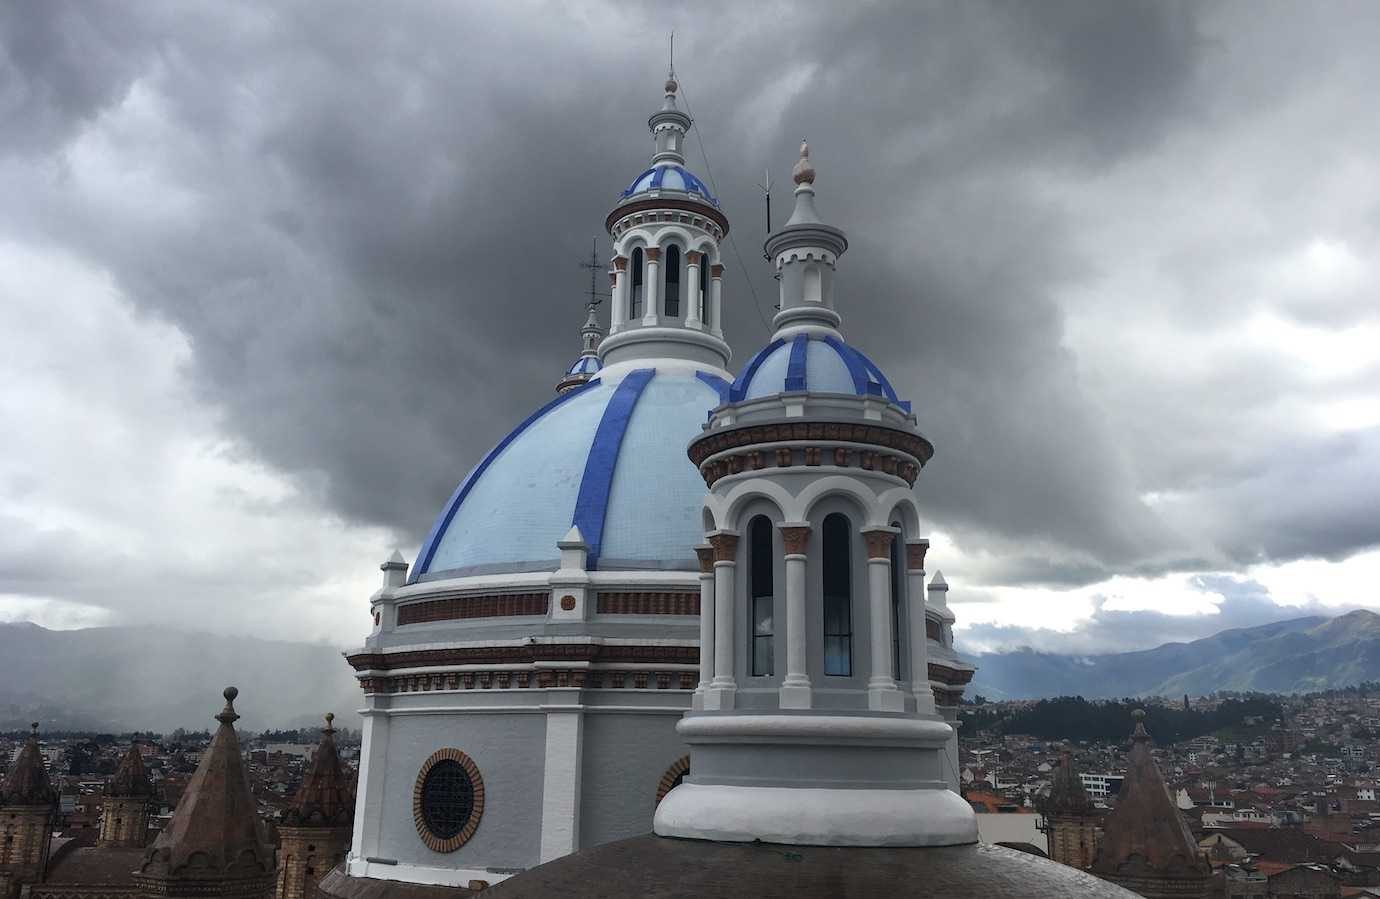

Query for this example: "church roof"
[106,742,156,798]
[281,714,354,828]
[1091,711,1213,884]
[135,688,275,887]
[728,333,910,410]
[566,354,602,377]
[410,364,730,581]
[481,834,1138,898]
[621,164,718,206]
[2,724,57,806]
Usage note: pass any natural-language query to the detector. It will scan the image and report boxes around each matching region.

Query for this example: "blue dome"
[621,164,718,206]
[728,333,911,412]
[411,365,730,582]
[566,354,602,376]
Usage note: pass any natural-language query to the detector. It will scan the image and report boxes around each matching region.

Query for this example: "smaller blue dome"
[567,355,602,376]
[728,333,911,412]
[621,164,718,206]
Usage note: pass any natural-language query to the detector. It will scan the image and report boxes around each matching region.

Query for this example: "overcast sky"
[3,1,1379,656]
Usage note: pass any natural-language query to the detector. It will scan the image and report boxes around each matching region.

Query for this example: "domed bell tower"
[601,72,731,371]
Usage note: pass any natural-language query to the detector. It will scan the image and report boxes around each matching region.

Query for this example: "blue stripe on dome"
[851,346,900,403]
[622,167,657,198]
[695,371,731,404]
[730,337,786,402]
[410,377,601,583]
[785,334,810,392]
[650,167,666,190]
[571,368,656,569]
[821,334,870,396]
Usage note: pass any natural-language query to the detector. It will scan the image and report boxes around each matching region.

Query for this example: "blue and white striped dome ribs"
[410,366,730,583]
[728,333,911,411]
[566,355,602,376]
[621,164,718,206]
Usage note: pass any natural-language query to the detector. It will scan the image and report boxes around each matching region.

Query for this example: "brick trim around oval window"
[412,748,485,853]
[655,755,691,806]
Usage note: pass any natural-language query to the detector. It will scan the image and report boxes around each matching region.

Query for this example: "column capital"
[685,250,703,264]
[644,246,662,261]
[708,531,739,562]
[778,523,811,556]
[613,255,628,271]
[694,544,715,574]
[861,526,899,560]
[905,539,930,572]
[710,263,724,277]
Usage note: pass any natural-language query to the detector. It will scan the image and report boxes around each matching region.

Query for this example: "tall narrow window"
[749,516,774,676]
[822,514,853,676]
[890,528,905,683]
[630,247,644,319]
[700,255,710,325]
[665,244,681,317]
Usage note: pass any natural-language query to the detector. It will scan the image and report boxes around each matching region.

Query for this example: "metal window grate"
[420,760,474,841]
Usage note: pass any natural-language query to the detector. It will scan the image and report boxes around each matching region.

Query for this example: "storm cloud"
[2,1,1378,649]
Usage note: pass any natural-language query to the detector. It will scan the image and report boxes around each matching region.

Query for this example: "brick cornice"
[347,642,697,672]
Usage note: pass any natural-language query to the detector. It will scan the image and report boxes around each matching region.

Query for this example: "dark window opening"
[665,244,681,317]
[420,758,475,841]
[630,247,644,319]
[699,256,710,325]
[749,516,774,676]
[891,527,905,682]
[823,513,853,676]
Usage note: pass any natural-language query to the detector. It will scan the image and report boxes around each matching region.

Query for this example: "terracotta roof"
[281,713,354,828]
[134,688,275,895]
[2,724,57,806]
[106,743,156,798]
[1090,711,1213,886]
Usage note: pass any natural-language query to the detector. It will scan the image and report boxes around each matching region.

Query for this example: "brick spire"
[134,688,275,899]
[1090,710,1212,896]
[1041,750,1094,817]
[281,714,353,828]
[1,724,56,807]
[107,742,156,798]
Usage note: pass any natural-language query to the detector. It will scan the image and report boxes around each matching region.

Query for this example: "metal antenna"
[577,237,608,311]
[757,168,773,261]
[669,31,674,77]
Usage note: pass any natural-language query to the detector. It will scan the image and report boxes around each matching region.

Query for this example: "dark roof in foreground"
[480,835,1139,898]
[43,846,144,886]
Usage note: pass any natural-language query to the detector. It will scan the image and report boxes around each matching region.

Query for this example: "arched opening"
[665,244,682,318]
[890,526,906,683]
[822,513,853,676]
[803,264,822,303]
[630,247,644,319]
[699,253,710,325]
[749,515,774,677]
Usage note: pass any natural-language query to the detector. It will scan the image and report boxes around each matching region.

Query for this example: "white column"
[685,251,703,330]
[643,247,662,326]
[709,263,724,337]
[864,528,905,712]
[539,700,584,862]
[693,544,715,710]
[906,539,936,715]
[348,705,390,871]
[779,524,812,709]
[611,257,628,332]
[705,531,737,710]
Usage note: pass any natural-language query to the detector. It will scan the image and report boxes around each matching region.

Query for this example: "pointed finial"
[1131,708,1150,741]
[216,686,240,725]
[323,712,336,734]
[792,140,815,185]
[29,722,38,736]
[666,31,677,94]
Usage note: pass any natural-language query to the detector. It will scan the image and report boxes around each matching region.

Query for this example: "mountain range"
[5,610,1380,731]
[968,609,1380,700]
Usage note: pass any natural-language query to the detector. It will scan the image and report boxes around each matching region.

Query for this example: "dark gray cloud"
[2,0,1380,642]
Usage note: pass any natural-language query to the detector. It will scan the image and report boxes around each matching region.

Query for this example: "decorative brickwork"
[596,592,699,615]
[347,642,697,672]
[687,420,933,488]
[412,749,484,854]
[710,264,724,277]
[396,593,548,626]
[685,250,702,264]
[643,246,661,261]
[708,533,738,562]
[694,545,714,574]
[605,198,730,237]
[780,526,810,556]
[863,531,892,561]
[559,595,576,611]
[613,256,628,271]
[655,756,691,806]
[358,666,697,696]
[906,541,929,572]
[928,661,974,687]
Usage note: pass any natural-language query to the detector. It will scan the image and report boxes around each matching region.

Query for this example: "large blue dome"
[410,365,729,582]
[729,333,911,412]
[621,164,718,206]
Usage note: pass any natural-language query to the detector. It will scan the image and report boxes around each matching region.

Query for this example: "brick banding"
[348,643,698,672]
[396,592,549,626]
[596,592,699,615]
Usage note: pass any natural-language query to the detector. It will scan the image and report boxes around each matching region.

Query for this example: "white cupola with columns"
[601,70,730,371]
[653,142,975,849]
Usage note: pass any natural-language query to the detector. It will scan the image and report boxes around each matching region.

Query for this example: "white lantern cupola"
[601,73,731,374]
[766,141,848,337]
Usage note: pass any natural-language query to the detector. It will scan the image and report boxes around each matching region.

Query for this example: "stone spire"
[134,688,275,899]
[107,742,156,798]
[1090,711,1212,898]
[764,140,849,337]
[1044,751,1094,816]
[281,714,352,828]
[2,724,56,807]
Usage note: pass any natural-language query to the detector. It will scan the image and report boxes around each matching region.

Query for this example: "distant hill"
[0,622,359,733]
[969,609,1380,700]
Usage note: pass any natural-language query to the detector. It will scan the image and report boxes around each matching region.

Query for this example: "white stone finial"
[792,140,815,186]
